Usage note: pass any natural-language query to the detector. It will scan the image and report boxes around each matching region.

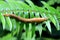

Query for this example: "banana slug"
[3,14,48,23]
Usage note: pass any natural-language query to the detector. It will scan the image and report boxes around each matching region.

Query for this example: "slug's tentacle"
[3,14,48,23]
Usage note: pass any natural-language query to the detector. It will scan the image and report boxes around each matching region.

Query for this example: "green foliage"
[0,0,60,40]
[47,0,60,5]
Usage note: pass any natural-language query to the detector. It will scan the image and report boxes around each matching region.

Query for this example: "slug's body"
[3,14,48,23]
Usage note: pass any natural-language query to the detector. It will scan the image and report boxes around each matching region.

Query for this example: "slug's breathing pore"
[3,14,48,23]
